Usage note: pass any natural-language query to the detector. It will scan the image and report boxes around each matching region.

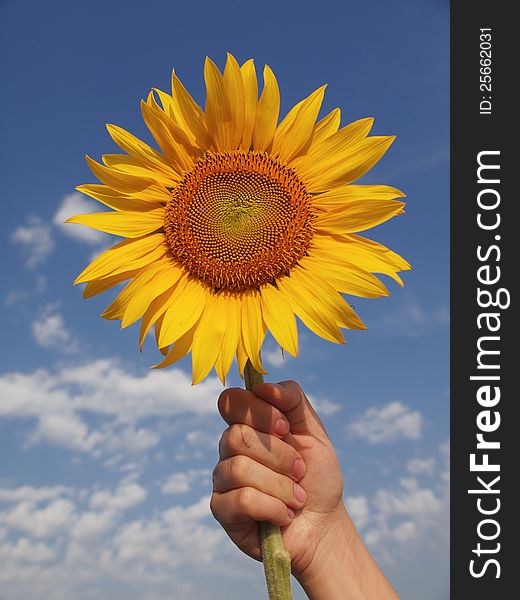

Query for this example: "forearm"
[295,507,399,600]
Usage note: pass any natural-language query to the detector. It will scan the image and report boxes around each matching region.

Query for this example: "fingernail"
[294,483,307,503]
[287,508,295,519]
[274,417,290,436]
[292,458,306,480]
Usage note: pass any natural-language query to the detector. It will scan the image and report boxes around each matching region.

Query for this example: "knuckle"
[212,463,220,484]
[219,428,231,456]
[283,477,295,499]
[280,379,298,390]
[227,455,250,482]
[283,379,298,387]
[209,493,220,519]
[235,486,254,511]
[225,424,247,453]
[274,444,294,471]
[280,379,304,399]
[235,423,255,451]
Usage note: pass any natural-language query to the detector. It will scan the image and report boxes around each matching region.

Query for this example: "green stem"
[244,360,293,600]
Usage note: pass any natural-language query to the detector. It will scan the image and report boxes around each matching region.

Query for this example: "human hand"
[210,381,345,579]
[210,380,399,599]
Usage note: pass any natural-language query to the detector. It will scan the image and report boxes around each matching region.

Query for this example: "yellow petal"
[300,253,389,298]
[204,57,232,151]
[252,65,280,151]
[152,325,196,369]
[214,292,241,384]
[311,108,341,146]
[101,154,178,187]
[291,118,374,181]
[154,313,169,355]
[152,89,206,164]
[76,184,164,212]
[141,96,193,173]
[236,335,248,379]
[349,233,411,272]
[105,124,180,179]
[223,53,246,150]
[240,291,266,373]
[313,233,410,285]
[139,285,180,350]
[171,69,213,150]
[191,291,229,384]
[158,277,207,347]
[83,269,139,299]
[74,234,166,283]
[307,136,396,191]
[240,59,258,150]
[260,284,298,357]
[122,261,184,328]
[276,272,345,343]
[66,208,164,238]
[85,155,158,194]
[273,85,326,163]
[150,89,196,149]
[313,185,405,210]
[315,198,405,233]
[102,261,169,321]
[293,267,366,329]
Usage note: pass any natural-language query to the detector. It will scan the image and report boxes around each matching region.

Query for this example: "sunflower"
[69,53,410,385]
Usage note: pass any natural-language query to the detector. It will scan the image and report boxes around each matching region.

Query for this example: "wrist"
[295,505,358,600]
[295,505,399,600]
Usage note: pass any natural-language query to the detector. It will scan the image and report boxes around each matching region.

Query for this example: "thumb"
[252,380,329,439]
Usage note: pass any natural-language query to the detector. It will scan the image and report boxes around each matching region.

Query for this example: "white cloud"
[0,359,222,458]
[10,192,111,273]
[406,457,436,476]
[0,537,56,563]
[307,394,342,417]
[351,444,449,565]
[161,469,210,495]
[31,304,77,352]
[262,345,287,368]
[102,425,161,454]
[0,477,221,595]
[70,509,116,543]
[0,498,75,538]
[173,429,221,462]
[30,412,102,452]
[185,430,220,448]
[374,477,443,517]
[11,216,54,268]
[89,482,147,512]
[0,486,72,504]
[70,481,148,543]
[391,520,418,542]
[362,476,446,561]
[346,495,369,529]
[53,192,109,246]
[109,495,223,569]
[346,401,422,444]
[0,479,234,599]
[378,298,449,337]
[4,276,47,308]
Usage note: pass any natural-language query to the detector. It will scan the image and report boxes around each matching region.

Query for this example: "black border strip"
[451,1,512,597]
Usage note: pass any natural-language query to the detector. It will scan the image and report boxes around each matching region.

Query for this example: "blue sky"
[0,1,449,598]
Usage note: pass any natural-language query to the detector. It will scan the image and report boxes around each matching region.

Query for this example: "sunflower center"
[164,151,316,291]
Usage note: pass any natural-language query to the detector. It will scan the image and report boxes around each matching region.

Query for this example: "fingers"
[210,486,295,529]
[218,388,290,437]
[252,380,328,438]
[219,423,306,481]
[213,455,307,510]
